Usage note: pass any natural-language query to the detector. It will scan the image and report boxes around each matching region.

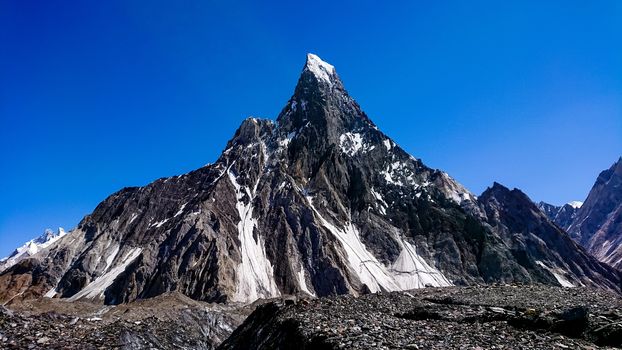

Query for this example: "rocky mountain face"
[0,54,620,307]
[567,158,622,268]
[537,201,581,229]
[0,228,67,274]
[479,184,619,290]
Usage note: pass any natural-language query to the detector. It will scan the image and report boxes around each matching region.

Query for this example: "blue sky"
[1,0,621,257]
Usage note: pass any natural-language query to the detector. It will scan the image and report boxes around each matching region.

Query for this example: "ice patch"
[104,244,120,272]
[150,218,169,228]
[296,264,315,296]
[228,171,280,302]
[383,139,392,151]
[370,188,388,215]
[535,260,574,288]
[44,287,57,298]
[174,203,188,217]
[128,213,138,224]
[339,132,364,156]
[391,240,452,289]
[380,161,411,186]
[69,248,143,301]
[307,199,451,293]
[279,131,297,148]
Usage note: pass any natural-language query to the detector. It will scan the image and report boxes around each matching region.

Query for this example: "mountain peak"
[304,53,336,84]
[276,53,371,139]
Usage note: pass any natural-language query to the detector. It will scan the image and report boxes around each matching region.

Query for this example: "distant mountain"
[1,54,620,305]
[537,201,581,230]
[567,158,622,268]
[0,228,67,273]
[482,184,616,289]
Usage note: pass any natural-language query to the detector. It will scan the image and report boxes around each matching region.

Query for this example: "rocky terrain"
[538,201,581,230]
[567,158,622,268]
[0,292,248,349]
[220,285,622,349]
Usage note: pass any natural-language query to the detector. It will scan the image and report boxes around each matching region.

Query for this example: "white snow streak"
[296,264,315,296]
[150,218,169,228]
[535,260,574,288]
[228,171,280,302]
[44,287,57,298]
[307,197,451,293]
[174,203,188,217]
[104,244,120,272]
[279,131,297,148]
[370,188,388,215]
[383,139,392,151]
[69,248,143,301]
[391,240,452,288]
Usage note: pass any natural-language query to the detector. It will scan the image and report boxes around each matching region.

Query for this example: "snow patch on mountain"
[296,264,315,297]
[104,244,120,272]
[228,171,280,302]
[174,203,187,217]
[567,201,583,209]
[383,139,393,151]
[307,196,451,293]
[535,260,574,288]
[391,239,452,288]
[370,188,388,215]
[339,132,364,156]
[435,172,477,205]
[69,247,143,301]
[305,53,335,84]
[0,228,67,273]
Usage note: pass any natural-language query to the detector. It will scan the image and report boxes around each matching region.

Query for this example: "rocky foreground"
[0,292,249,349]
[220,285,622,350]
[2,286,622,349]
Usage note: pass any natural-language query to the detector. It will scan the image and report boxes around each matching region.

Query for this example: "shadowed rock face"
[0,54,620,306]
[537,202,579,229]
[566,158,622,268]
[479,183,620,291]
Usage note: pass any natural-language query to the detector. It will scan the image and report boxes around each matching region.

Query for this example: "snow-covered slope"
[0,228,67,273]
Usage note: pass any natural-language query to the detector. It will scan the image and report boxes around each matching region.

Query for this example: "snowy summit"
[305,53,335,84]
[567,201,583,209]
[0,227,67,273]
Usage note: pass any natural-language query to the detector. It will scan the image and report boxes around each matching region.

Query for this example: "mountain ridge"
[567,157,622,268]
[0,54,619,306]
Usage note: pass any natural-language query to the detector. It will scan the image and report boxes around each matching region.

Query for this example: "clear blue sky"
[1,1,621,257]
